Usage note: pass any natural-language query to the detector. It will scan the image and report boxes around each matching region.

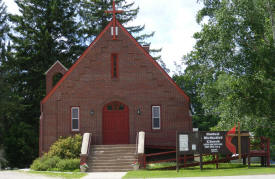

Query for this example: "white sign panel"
[179,134,189,151]
[192,144,196,151]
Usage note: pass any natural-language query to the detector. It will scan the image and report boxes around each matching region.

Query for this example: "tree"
[0,0,8,59]
[173,60,219,131]
[3,0,84,167]
[182,0,274,159]
[0,0,10,156]
[4,0,168,167]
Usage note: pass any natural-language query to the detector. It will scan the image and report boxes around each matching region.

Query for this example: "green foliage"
[179,0,275,159]
[182,0,274,139]
[0,0,9,59]
[202,155,214,162]
[47,134,82,159]
[31,155,61,171]
[77,0,164,62]
[31,134,82,171]
[56,158,80,171]
[1,0,166,168]
[271,144,275,161]
[1,0,85,167]
[0,0,10,150]
[30,155,80,171]
[124,164,275,178]
[173,69,219,131]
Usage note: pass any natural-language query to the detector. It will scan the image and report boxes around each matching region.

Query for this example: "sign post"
[176,131,179,172]
[176,124,249,171]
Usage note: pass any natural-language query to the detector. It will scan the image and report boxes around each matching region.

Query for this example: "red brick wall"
[46,62,68,94]
[40,23,192,155]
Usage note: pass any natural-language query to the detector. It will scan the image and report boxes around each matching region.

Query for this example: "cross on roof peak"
[105,0,123,21]
[105,0,124,40]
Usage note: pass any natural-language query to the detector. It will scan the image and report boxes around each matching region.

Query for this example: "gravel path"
[0,171,274,179]
[0,171,62,179]
[83,172,126,179]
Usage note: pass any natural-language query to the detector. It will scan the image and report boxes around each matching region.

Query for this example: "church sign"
[176,126,250,172]
[178,132,200,154]
[177,125,249,155]
[200,132,225,154]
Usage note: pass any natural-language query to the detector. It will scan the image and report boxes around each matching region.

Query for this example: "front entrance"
[102,101,129,144]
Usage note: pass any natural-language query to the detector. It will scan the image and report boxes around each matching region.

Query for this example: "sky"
[3,0,203,75]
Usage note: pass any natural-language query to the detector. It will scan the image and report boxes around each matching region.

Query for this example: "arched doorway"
[102,101,129,144]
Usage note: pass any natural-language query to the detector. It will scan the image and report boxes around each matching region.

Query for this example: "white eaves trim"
[44,60,68,75]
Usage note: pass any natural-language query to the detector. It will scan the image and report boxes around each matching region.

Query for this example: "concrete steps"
[87,144,137,172]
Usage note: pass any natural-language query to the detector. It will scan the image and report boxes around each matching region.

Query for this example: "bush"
[31,134,82,171]
[203,155,214,162]
[30,155,61,171]
[56,158,80,171]
[47,134,82,159]
[271,143,275,161]
[31,156,80,171]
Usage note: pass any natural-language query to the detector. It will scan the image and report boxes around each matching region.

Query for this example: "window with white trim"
[71,107,79,131]
[152,106,160,129]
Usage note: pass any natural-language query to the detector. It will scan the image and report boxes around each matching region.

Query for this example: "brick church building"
[39,1,192,155]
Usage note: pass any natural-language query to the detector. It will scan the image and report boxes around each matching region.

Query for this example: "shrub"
[203,155,214,162]
[30,155,60,171]
[56,158,80,171]
[271,143,275,161]
[31,134,82,171]
[47,134,82,159]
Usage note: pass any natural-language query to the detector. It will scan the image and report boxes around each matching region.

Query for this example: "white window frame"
[71,107,79,131]
[152,106,161,130]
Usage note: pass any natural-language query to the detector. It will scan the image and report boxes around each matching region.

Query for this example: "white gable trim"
[44,60,68,75]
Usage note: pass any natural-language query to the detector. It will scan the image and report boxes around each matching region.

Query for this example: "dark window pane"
[153,118,160,128]
[72,108,78,118]
[72,119,79,130]
[107,105,112,110]
[152,106,160,118]
[119,105,124,110]
[53,73,63,87]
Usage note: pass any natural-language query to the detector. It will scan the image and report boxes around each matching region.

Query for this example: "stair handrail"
[137,131,145,154]
[137,131,145,168]
[135,132,139,154]
[80,133,92,166]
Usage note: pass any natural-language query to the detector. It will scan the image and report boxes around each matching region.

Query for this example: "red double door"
[102,101,129,144]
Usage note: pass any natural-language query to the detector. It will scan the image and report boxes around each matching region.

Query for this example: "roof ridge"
[44,60,68,75]
[41,19,190,104]
[116,20,190,103]
[41,20,113,104]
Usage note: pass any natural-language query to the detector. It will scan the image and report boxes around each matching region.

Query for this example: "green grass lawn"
[124,163,275,178]
[26,170,87,179]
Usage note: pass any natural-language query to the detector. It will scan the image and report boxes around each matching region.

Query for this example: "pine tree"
[77,0,165,63]
[4,0,84,167]
[0,0,9,136]
[0,0,8,60]
[0,0,13,167]
[4,0,169,167]
[78,0,153,44]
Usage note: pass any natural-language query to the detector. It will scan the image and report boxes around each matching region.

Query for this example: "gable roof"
[41,19,189,104]
[44,60,68,75]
